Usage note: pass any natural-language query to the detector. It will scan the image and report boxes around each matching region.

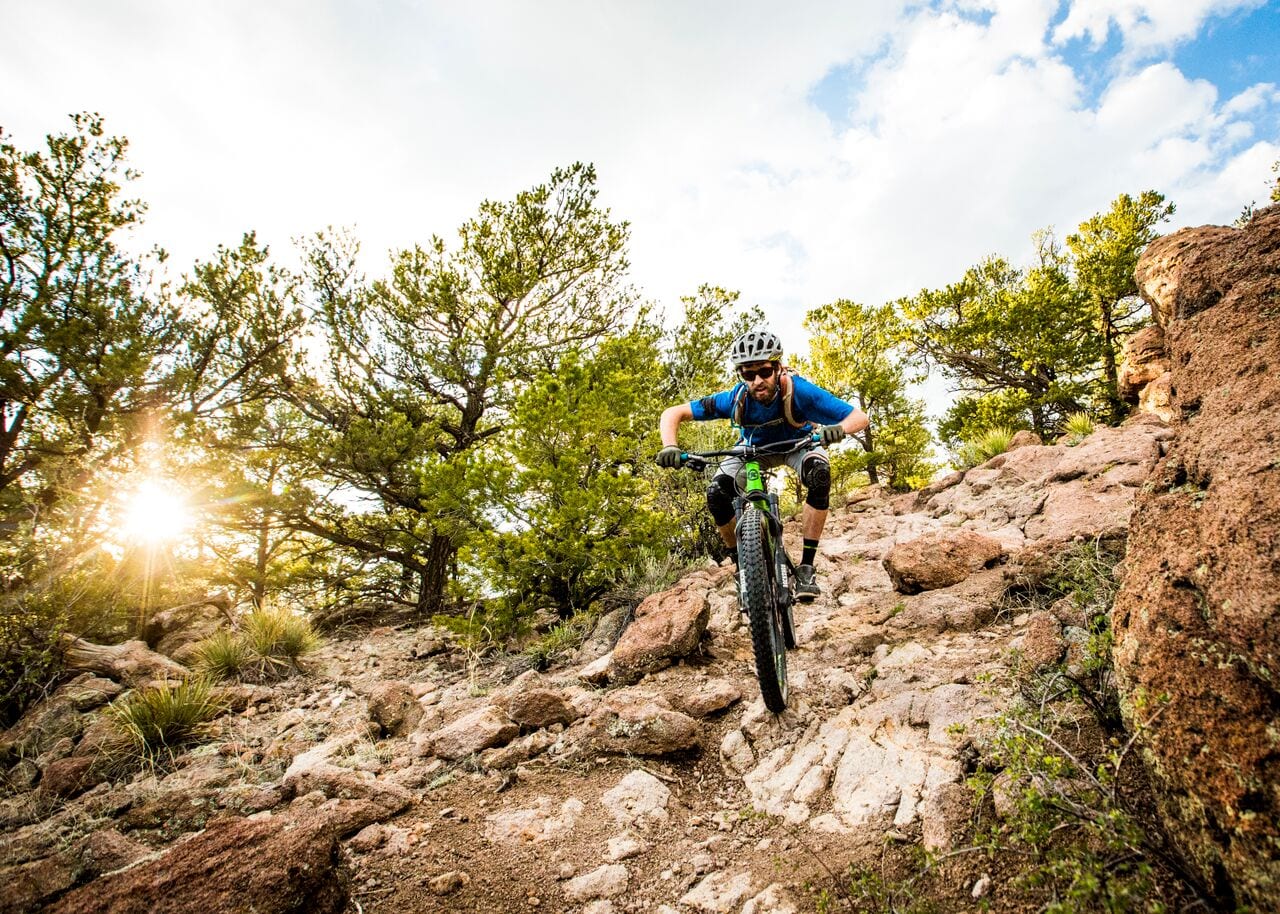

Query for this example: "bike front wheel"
[738,504,788,712]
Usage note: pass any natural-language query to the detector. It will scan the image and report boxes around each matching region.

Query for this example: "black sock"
[728,548,738,565]
[801,539,819,566]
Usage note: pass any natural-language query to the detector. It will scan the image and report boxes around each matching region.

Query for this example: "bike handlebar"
[677,433,821,471]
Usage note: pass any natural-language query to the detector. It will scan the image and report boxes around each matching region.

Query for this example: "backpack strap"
[731,368,808,430]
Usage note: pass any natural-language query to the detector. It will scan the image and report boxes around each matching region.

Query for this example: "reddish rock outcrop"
[606,572,712,684]
[882,529,1004,594]
[1114,204,1280,909]
[1117,324,1173,421]
[46,812,349,914]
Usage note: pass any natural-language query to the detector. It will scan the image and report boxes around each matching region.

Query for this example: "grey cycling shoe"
[795,564,820,601]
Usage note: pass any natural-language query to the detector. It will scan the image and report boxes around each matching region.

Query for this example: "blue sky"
[2,0,1278,416]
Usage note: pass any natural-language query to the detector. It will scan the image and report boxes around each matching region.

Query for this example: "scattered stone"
[39,756,106,800]
[480,729,558,770]
[679,871,756,913]
[574,697,700,757]
[600,769,672,828]
[563,864,629,902]
[920,782,973,853]
[367,681,423,737]
[672,679,742,718]
[581,901,617,914]
[882,529,1004,594]
[485,797,585,843]
[607,573,712,684]
[503,689,578,730]
[429,870,470,895]
[578,653,612,685]
[423,705,519,761]
[972,874,991,899]
[719,730,756,775]
[605,834,648,861]
[743,883,798,914]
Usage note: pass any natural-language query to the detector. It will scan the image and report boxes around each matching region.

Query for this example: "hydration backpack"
[730,367,809,431]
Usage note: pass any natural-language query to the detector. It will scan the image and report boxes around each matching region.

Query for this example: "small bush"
[1063,412,1095,446]
[106,676,226,768]
[192,607,319,683]
[191,629,250,681]
[598,549,689,616]
[956,426,1016,468]
[523,616,591,670]
[242,605,320,678]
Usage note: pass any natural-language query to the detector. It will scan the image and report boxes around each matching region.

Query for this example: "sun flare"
[119,480,192,545]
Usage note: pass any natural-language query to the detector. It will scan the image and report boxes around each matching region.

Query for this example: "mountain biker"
[656,328,870,600]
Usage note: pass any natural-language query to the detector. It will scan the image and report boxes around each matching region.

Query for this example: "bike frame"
[735,459,797,612]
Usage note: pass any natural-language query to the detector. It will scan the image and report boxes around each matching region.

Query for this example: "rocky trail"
[4,205,1279,914]
[1,414,1172,914]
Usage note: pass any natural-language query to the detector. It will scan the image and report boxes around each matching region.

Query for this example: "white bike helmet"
[730,329,784,367]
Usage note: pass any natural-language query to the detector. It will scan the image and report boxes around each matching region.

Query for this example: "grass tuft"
[106,676,226,769]
[242,605,320,678]
[1063,412,1095,446]
[191,629,250,680]
[956,425,1016,468]
[192,606,320,683]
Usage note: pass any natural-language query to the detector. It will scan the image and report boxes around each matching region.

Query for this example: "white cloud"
[2,0,1277,404]
[1052,0,1265,54]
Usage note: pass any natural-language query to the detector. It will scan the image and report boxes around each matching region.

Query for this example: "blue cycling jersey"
[689,374,853,446]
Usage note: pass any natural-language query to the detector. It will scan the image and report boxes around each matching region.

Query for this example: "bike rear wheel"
[738,504,788,712]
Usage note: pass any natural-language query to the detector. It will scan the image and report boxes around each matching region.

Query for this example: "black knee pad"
[802,458,831,511]
[706,475,737,526]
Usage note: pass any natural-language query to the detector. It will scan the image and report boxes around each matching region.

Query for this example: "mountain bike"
[679,436,818,712]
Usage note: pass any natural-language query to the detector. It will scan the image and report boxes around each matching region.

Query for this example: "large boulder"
[1114,204,1280,910]
[882,529,1004,594]
[45,811,349,914]
[607,572,713,684]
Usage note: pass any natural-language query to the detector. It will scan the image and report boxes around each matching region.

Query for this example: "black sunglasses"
[739,364,777,382]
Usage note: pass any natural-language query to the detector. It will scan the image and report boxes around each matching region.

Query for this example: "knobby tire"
[738,505,788,712]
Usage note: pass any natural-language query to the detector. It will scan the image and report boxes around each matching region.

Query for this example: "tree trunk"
[1101,305,1122,423]
[60,635,190,687]
[858,430,880,486]
[416,533,457,617]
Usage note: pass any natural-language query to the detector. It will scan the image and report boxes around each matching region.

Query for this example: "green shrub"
[106,677,226,767]
[1063,412,1095,446]
[0,597,65,728]
[956,425,1016,468]
[191,629,250,681]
